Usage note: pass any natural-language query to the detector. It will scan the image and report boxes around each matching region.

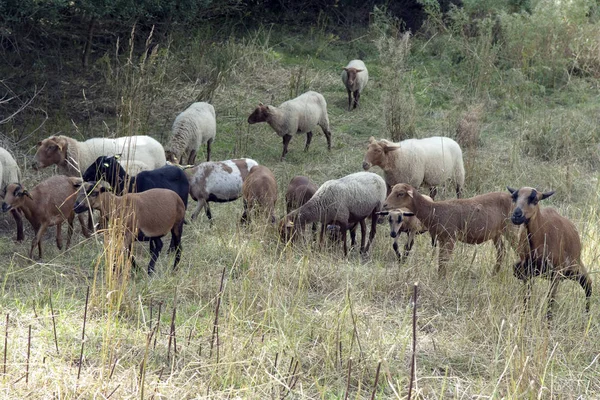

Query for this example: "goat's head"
[33,136,68,170]
[376,210,415,238]
[74,181,109,214]
[82,156,122,185]
[248,103,270,124]
[383,183,414,211]
[507,186,555,225]
[362,137,400,170]
[1,183,32,212]
[343,67,364,87]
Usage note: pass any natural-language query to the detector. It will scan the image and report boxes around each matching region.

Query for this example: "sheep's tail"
[578,272,592,313]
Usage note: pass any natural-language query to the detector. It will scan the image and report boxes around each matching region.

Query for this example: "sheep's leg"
[456,184,463,198]
[240,199,250,225]
[191,199,207,220]
[323,128,332,151]
[318,223,326,250]
[171,222,183,270]
[492,237,505,275]
[438,240,454,278]
[304,131,313,152]
[358,220,366,253]
[429,186,438,200]
[364,212,378,254]
[11,209,24,242]
[353,90,360,109]
[206,138,213,162]
[281,134,292,160]
[188,149,197,165]
[341,226,348,257]
[347,89,352,111]
[546,273,561,321]
[148,237,163,275]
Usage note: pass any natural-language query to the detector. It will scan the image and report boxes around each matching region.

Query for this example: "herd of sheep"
[0,59,593,320]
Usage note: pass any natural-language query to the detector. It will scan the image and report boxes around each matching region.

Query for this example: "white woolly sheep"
[341,59,369,111]
[165,102,216,165]
[280,171,386,256]
[383,183,516,277]
[185,158,259,221]
[376,206,430,261]
[1,176,91,259]
[34,135,166,176]
[247,91,332,160]
[74,181,185,275]
[363,136,465,198]
[240,165,278,225]
[0,146,24,241]
[507,186,592,320]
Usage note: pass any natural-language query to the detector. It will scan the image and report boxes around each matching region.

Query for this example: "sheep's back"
[399,137,463,185]
[342,60,369,91]
[279,91,328,134]
[190,161,245,201]
[172,102,216,147]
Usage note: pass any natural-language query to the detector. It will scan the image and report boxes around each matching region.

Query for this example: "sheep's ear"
[342,67,349,71]
[258,102,264,106]
[407,189,413,198]
[541,190,555,200]
[375,211,389,216]
[403,211,415,217]
[382,143,401,153]
[368,136,375,143]
[506,186,517,195]
[355,69,364,72]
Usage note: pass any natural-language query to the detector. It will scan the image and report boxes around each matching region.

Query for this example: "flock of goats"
[0,60,593,320]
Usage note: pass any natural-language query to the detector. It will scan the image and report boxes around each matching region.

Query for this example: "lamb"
[285,176,318,214]
[74,181,185,275]
[280,171,386,256]
[240,165,278,225]
[341,59,369,111]
[507,186,592,320]
[185,158,258,221]
[0,146,24,241]
[1,176,91,259]
[383,183,516,277]
[362,136,465,198]
[376,206,429,261]
[165,102,216,165]
[247,91,332,160]
[33,134,166,176]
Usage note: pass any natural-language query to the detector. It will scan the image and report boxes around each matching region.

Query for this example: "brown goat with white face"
[507,186,592,320]
[384,183,516,277]
[376,208,429,261]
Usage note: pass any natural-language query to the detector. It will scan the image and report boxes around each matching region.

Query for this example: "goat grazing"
[240,165,278,225]
[507,186,592,320]
[384,183,515,277]
[74,181,185,274]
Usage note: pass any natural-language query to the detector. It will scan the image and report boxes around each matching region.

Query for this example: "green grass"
[1,12,600,398]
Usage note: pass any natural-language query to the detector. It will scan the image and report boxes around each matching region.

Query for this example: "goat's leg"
[206,138,213,162]
[31,223,48,259]
[171,222,183,270]
[56,222,63,250]
[492,237,505,275]
[393,238,402,260]
[148,238,163,275]
[438,240,454,278]
[574,270,593,313]
[304,131,313,152]
[11,209,24,242]
[546,273,561,321]
[364,212,378,253]
[187,149,197,165]
[404,231,416,259]
[65,213,75,250]
[191,199,207,220]
[281,134,292,160]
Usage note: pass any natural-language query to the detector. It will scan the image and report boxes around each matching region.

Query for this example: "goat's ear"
[375,211,389,216]
[403,211,415,217]
[541,190,555,200]
[68,177,83,187]
[114,154,121,160]
[407,189,413,198]
[506,186,517,195]
[36,141,42,147]
[258,102,264,106]
[368,136,375,143]
[22,190,32,199]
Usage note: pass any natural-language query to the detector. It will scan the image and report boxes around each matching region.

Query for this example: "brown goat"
[1,176,90,259]
[376,208,430,261]
[384,183,516,277]
[74,181,185,274]
[241,165,278,225]
[507,186,592,320]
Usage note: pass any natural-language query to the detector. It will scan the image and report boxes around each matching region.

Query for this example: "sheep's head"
[74,181,109,214]
[343,67,364,88]
[376,210,415,238]
[383,183,416,211]
[507,186,555,225]
[248,103,270,124]
[33,136,68,170]
[278,216,298,243]
[1,183,32,212]
[362,137,401,170]
[165,150,179,164]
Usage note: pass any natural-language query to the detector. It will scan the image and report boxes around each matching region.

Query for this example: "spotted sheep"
[507,186,592,320]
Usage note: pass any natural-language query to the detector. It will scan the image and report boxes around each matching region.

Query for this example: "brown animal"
[376,207,430,261]
[241,165,278,225]
[383,183,515,277]
[1,176,90,259]
[74,181,185,274]
[507,186,592,320]
[284,175,319,240]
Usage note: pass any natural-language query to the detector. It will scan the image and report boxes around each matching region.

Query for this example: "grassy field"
[1,5,600,398]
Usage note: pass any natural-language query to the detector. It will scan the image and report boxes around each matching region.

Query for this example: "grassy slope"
[1,21,600,399]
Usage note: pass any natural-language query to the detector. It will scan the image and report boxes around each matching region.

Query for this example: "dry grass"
[456,103,484,148]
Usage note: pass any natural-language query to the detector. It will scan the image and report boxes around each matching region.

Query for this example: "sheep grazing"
[507,186,592,319]
[74,181,185,275]
[376,207,429,261]
[33,134,166,176]
[185,158,258,221]
[0,146,24,241]
[280,171,386,256]
[285,176,318,214]
[165,102,216,165]
[341,59,369,111]
[1,176,90,259]
[362,136,465,198]
[383,183,515,277]
[247,91,332,160]
[240,165,278,225]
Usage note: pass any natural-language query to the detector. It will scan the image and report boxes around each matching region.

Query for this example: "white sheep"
[341,59,369,111]
[166,102,216,165]
[34,135,166,176]
[185,158,259,221]
[280,171,387,256]
[247,91,332,160]
[362,136,465,198]
[0,146,24,241]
